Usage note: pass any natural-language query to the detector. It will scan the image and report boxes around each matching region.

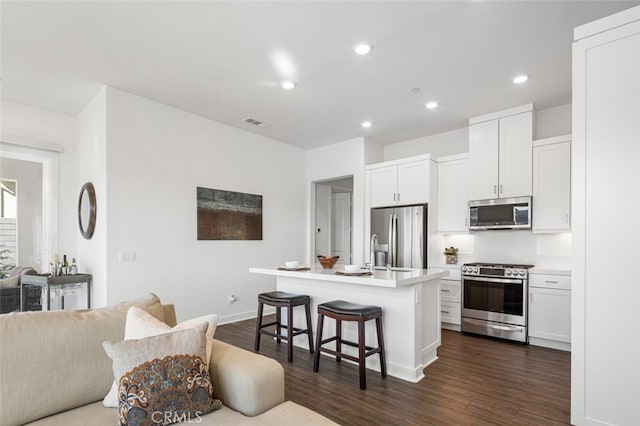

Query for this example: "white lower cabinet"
[434,267,461,330]
[528,273,571,351]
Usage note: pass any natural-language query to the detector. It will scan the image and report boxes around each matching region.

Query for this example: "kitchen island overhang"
[250,266,448,383]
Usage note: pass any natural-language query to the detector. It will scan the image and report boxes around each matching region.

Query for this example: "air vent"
[242,117,269,128]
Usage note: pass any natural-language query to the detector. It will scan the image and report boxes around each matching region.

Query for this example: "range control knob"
[505,270,512,276]
[473,267,479,273]
[519,270,526,276]
[461,266,467,273]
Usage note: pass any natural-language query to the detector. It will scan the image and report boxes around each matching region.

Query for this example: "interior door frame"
[0,138,61,273]
[309,175,354,267]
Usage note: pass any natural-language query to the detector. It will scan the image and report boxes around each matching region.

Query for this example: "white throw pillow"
[102,306,219,407]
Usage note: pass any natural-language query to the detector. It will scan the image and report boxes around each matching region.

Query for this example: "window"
[0,179,17,277]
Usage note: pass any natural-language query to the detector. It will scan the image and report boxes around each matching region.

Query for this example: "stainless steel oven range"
[461,262,534,343]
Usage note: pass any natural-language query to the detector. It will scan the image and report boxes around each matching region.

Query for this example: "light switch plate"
[118,251,136,262]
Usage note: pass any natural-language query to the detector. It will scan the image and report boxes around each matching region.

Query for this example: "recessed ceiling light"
[513,74,529,84]
[425,101,439,109]
[281,81,296,90]
[354,43,373,55]
[361,121,372,128]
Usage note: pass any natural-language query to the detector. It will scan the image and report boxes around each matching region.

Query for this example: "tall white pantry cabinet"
[572,6,640,426]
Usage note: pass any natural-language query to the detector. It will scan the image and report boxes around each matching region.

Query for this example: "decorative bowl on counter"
[317,255,339,269]
[284,261,299,269]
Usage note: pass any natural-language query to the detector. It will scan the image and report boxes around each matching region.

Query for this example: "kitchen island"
[249,265,448,383]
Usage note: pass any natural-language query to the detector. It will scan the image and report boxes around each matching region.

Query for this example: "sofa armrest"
[210,339,285,416]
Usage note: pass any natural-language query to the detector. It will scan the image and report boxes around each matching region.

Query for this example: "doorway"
[314,177,353,265]
[0,142,59,275]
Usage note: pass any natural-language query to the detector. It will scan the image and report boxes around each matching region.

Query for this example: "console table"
[20,274,92,311]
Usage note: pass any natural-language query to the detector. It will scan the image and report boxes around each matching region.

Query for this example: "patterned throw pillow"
[103,325,222,426]
[103,307,218,408]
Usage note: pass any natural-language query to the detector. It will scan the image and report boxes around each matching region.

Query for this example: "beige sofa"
[0,294,337,425]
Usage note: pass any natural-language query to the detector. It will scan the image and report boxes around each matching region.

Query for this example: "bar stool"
[313,300,386,390]
[254,291,314,362]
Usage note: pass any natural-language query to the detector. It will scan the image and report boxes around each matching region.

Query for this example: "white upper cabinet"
[368,155,433,208]
[533,136,571,233]
[468,105,533,200]
[468,120,499,200]
[437,154,469,233]
[397,161,430,206]
[499,112,533,198]
[369,165,398,208]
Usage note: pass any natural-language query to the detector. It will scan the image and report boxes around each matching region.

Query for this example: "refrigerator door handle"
[391,213,398,267]
[388,213,394,267]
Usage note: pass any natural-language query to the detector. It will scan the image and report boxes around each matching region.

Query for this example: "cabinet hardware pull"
[565,213,569,224]
[530,293,533,303]
[500,184,503,194]
[465,217,468,226]
[393,193,396,201]
[441,289,450,292]
[494,185,497,194]
[397,193,400,202]
[441,310,450,314]
[545,280,558,284]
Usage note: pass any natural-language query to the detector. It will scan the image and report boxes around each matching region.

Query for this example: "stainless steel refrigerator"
[370,204,427,269]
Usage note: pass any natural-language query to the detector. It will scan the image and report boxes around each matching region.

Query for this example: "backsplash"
[431,231,572,269]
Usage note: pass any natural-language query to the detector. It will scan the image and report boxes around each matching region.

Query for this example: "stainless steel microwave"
[468,196,532,230]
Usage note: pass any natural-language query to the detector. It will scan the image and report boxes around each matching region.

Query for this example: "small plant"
[0,244,15,279]
[443,246,459,256]
[443,246,459,265]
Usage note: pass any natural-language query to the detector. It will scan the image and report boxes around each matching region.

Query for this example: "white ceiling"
[1,1,636,149]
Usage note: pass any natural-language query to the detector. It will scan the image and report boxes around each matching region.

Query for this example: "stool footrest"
[260,327,310,340]
[319,348,360,364]
[319,338,380,358]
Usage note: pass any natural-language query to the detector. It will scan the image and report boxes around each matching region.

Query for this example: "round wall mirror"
[78,182,97,239]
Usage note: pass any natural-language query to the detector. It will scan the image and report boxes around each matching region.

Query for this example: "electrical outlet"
[228,294,237,304]
[118,251,136,262]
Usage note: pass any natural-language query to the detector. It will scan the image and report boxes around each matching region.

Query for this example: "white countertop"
[249,265,448,288]
[529,267,571,276]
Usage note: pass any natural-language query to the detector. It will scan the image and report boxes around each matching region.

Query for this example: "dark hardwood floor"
[216,316,570,426]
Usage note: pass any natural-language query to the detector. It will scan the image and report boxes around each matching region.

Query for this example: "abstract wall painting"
[197,187,263,240]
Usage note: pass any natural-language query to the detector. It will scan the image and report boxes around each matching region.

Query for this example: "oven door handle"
[462,276,524,285]
[462,318,525,332]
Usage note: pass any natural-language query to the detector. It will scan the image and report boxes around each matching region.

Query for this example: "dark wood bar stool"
[313,300,387,390]
[254,291,314,362]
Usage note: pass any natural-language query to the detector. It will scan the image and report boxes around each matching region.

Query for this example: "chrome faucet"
[370,234,378,272]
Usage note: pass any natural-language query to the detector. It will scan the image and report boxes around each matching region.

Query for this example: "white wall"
[535,103,572,139]
[314,184,331,257]
[105,88,307,322]
[307,137,366,265]
[74,87,108,308]
[384,127,468,161]
[1,99,75,147]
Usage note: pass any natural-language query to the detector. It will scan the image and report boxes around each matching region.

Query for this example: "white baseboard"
[218,306,275,325]
[442,322,461,332]
[529,336,571,352]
